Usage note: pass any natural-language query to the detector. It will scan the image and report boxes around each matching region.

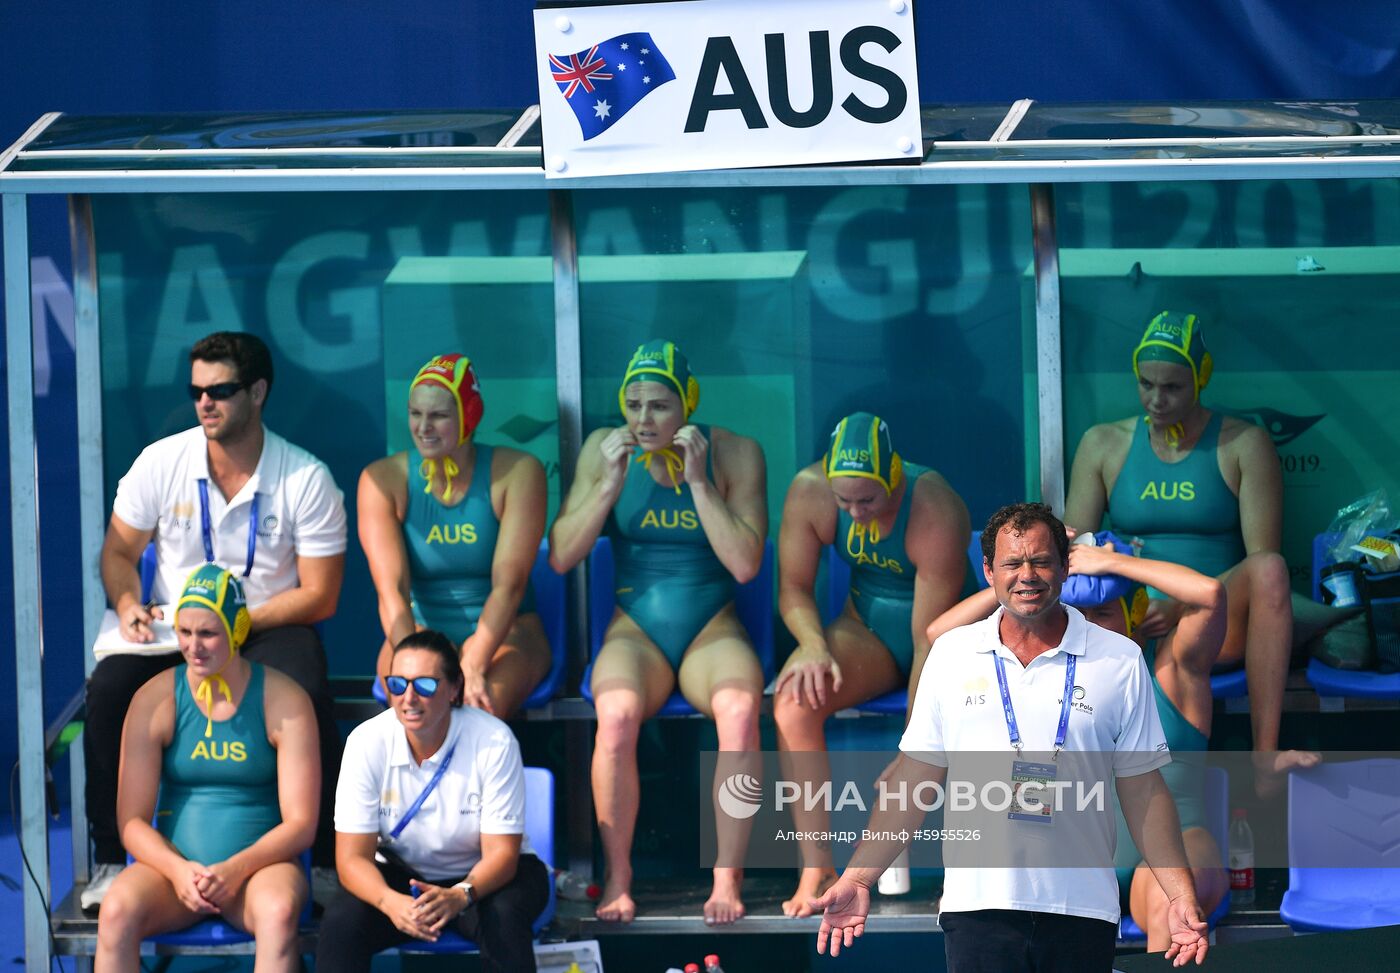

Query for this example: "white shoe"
[79,863,124,912]
[312,866,341,905]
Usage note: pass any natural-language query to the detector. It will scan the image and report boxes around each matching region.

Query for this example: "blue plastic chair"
[1118,766,1232,942]
[142,850,313,949]
[1304,531,1400,698]
[580,537,775,715]
[139,541,158,603]
[397,766,557,953]
[823,532,986,715]
[372,543,567,709]
[1281,758,1400,932]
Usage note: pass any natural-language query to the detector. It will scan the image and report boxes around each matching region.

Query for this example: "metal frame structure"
[6,101,1400,969]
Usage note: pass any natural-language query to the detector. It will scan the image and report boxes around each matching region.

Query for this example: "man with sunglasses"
[82,331,347,910]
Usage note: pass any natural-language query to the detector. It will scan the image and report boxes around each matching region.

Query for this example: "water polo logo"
[717,773,764,819]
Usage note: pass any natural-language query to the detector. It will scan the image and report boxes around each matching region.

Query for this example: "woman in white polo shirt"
[317,630,549,973]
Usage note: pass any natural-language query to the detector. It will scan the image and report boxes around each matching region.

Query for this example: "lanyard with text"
[992,651,1076,761]
[198,479,259,577]
[387,742,458,842]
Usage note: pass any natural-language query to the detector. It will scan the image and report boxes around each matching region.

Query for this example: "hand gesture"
[458,657,495,715]
[409,879,468,934]
[672,424,710,487]
[1163,893,1209,966]
[120,601,162,643]
[1066,539,1126,577]
[813,876,870,957]
[774,645,843,710]
[172,859,220,915]
[193,858,249,909]
[598,427,637,496]
[382,889,438,941]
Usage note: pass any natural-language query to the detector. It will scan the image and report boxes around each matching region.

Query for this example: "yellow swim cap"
[823,412,904,495]
[175,564,251,654]
[1132,311,1213,401]
[619,340,700,420]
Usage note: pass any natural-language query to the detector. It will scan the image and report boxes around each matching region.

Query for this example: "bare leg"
[226,861,307,973]
[482,613,554,719]
[1217,554,1319,792]
[773,612,902,917]
[678,608,765,926]
[589,616,674,923]
[95,862,203,973]
[1130,828,1228,954]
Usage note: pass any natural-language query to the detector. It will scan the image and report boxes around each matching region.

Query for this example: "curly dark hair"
[190,332,274,402]
[392,630,465,707]
[979,502,1069,567]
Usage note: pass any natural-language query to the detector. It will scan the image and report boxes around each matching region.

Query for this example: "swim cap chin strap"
[637,447,686,495]
[412,354,485,504]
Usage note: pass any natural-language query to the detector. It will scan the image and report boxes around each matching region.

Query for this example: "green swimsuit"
[833,463,930,676]
[607,425,736,669]
[159,663,280,865]
[1114,642,1208,889]
[1107,412,1244,583]
[404,444,535,644]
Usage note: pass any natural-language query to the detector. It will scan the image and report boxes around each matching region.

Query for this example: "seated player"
[96,566,318,973]
[771,412,970,916]
[1065,311,1347,789]
[359,354,551,717]
[549,339,768,925]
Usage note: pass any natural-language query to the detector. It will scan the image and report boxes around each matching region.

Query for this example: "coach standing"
[813,502,1208,971]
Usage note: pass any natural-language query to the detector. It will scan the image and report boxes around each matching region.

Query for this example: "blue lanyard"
[388,742,458,842]
[992,651,1077,759]
[198,479,258,577]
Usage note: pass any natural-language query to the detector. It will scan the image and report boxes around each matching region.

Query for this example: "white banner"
[533,0,921,178]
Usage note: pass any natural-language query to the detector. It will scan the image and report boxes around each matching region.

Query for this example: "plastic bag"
[1324,490,1400,568]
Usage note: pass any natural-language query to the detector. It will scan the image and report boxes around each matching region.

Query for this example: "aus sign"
[534,0,921,178]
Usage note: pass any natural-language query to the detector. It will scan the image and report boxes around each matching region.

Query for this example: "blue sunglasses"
[385,675,440,697]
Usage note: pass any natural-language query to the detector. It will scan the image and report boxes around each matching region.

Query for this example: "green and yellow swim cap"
[1132,310,1213,401]
[618,340,700,420]
[824,412,904,495]
[175,563,251,655]
[1121,584,1150,637]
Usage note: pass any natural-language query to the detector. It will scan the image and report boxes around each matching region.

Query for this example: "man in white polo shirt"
[82,331,347,908]
[814,503,1208,971]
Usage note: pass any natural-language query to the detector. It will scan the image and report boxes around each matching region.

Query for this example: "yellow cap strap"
[194,674,234,739]
[1144,415,1185,450]
[636,447,685,495]
[845,518,882,561]
[420,456,462,503]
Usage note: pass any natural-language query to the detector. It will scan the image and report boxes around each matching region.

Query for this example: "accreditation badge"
[1009,760,1057,824]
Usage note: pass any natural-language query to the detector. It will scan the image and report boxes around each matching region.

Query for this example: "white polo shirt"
[112,425,346,607]
[335,707,532,882]
[900,605,1169,923]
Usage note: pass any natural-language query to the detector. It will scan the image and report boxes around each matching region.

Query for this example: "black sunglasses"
[188,381,248,402]
[385,675,440,697]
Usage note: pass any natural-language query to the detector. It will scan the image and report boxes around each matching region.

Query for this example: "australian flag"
[549,32,676,141]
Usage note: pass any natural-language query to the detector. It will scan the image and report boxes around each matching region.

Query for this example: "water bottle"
[704,955,725,973]
[877,848,911,895]
[1228,808,1255,907]
[553,868,601,901]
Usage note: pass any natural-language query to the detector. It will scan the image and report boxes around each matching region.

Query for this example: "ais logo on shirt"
[426,524,478,544]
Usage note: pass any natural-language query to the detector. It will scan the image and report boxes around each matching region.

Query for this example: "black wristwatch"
[452,880,476,911]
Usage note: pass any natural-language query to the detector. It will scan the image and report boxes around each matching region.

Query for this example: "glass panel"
[1053,178,1400,591]
[573,183,1034,556]
[92,189,555,674]
[1015,102,1400,140]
